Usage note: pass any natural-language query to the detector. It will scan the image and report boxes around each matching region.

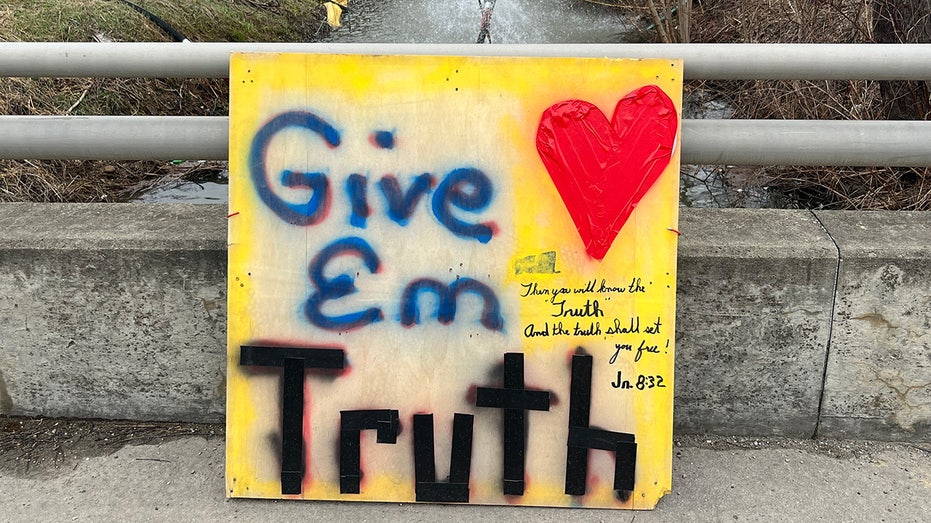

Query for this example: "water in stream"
[320,0,638,44]
[132,170,229,204]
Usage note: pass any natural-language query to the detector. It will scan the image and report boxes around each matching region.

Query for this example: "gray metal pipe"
[0,116,228,161]
[683,119,931,166]
[3,115,931,167]
[2,42,931,80]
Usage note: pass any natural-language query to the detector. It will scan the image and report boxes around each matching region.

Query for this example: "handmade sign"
[227,53,681,510]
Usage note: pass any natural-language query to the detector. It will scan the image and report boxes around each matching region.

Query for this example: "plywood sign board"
[227,53,681,510]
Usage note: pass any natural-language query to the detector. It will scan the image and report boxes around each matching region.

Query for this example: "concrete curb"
[0,204,927,442]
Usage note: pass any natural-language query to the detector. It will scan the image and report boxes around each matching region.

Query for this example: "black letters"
[339,409,401,494]
[239,345,347,495]
[412,413,474,502]
[241,346,642,500]
[565,353,637,496]
[475,353,551,496]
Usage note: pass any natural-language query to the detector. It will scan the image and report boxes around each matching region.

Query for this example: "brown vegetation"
[688,0,931,210]
[0,0,326,203]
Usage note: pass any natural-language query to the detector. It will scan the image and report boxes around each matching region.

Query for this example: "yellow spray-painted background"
[227,53,681,510]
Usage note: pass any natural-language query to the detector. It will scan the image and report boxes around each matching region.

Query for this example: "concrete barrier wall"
[0,203,927,442]
[675,209,837,438]
[815,212,931,441]
[0,204,227,422]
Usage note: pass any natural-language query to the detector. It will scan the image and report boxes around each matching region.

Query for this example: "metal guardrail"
[5,116,931,167]
[2,43,931,166]
[4,43,931,80]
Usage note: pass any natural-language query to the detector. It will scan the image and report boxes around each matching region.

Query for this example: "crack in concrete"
[810,210,842,438]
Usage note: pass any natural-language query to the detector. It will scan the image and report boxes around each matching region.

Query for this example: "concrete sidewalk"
[1,433,928,522]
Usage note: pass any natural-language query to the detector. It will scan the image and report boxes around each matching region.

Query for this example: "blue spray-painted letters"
[378,173,436,226]
[249,110,340,225]
[250,110,505,332]
[305,237,385,331]
[432,168,496,243]
[346,173,370,228]
[400,278,504,331]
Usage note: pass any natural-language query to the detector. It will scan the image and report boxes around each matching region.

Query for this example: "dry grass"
[0,0,324,43]
[0,77,227,117]
[691,0,873,43]
[0,160,228,203]
[0,73,229,202]
[687,0,931,210]
[590,1,931,210]
[0,0,328,203]
[759,166,931,210]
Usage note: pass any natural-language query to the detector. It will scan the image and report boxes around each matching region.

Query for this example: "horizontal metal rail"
[3,43,931,167]
[2,42,931,80]
[3,116,931,167]
[683,120,931,166]
[0,116,229,161]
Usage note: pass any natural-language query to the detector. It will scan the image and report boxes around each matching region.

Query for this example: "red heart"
[535,85,678,260]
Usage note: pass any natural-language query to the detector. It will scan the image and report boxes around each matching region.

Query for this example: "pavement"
[0,428,928,523]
